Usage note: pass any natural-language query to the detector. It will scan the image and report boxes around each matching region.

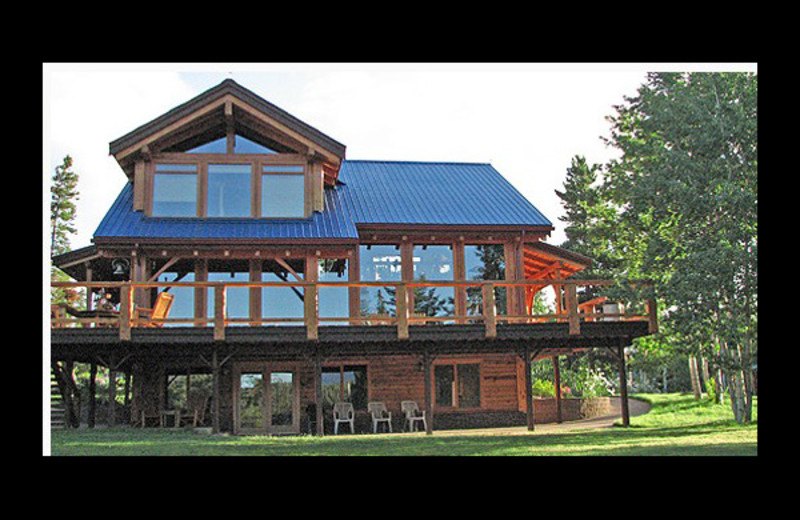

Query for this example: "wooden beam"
[553,356,562,423]
[147,257,181,282]
[315,348,324,436]
[214,283,226,341]
[566,283,580,335]
[396,284,409,340]
[524,346,534,431]
[211,348,220,434]
[482,284,496,338]
[274,257,303,283]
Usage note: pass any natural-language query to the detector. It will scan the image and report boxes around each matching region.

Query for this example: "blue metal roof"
[338,161,552,227]
[93,161,551,242]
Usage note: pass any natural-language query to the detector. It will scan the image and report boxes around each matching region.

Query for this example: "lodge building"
[51,79,657,435]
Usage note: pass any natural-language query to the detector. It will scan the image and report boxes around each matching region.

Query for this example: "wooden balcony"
[51,279,658,349]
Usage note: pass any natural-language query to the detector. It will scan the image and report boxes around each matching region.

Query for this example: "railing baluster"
[482,283,496,338]
[396,283,409,340]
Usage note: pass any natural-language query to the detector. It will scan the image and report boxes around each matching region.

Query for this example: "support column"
[524,347,534,431]
[423,350,433,435]
[107,359,116,427]
[315,348,324,436]
[618,344,630,427]
[88,361,97,428]
[211,348,220,434]
[553,355,562,424]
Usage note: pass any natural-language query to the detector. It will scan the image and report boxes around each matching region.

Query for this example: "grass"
[49,393,757,456]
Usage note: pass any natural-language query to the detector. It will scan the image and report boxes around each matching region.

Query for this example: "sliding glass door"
[234,363,299,434]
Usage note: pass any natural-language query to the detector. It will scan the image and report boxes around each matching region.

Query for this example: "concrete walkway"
[432,397,651,437]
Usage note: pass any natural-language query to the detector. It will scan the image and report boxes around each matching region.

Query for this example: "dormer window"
[261,165,305,218]
[152,164,198,217]
[207,163,252,217]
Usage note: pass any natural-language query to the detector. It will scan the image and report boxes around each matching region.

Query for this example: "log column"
[618,344,630,427]
[423,350,433,435]
[524,347,534,431]
[553,355,562,424]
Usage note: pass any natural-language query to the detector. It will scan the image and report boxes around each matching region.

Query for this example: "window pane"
[435,365,455,407]
[235,135,277,154]
[342,365,368,409]
[261,270,304,326]
[413,245,454,317]
[261,173,304,218]
[239,373,264,429]
[464,245,506,316]
[270,372,294,426]
[207,271,249,325]
[458,364,481,408]
[359,245,402,317]
[187,137,227,154]
[157,271,194,326]
[208,164,251,217]
[319,259,349,326]
[321,368,342,406]
[153,173,197,217]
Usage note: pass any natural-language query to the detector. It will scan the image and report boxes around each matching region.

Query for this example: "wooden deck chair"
[401,400,427,432]
[332,402,355,434]
[180,392,209,427]
[136,292,174,327]
[368,402,392,433]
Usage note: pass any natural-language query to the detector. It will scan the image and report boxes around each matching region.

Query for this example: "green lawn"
[49,393,757,456]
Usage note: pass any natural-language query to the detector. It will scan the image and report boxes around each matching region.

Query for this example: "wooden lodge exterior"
[50,79,657,435]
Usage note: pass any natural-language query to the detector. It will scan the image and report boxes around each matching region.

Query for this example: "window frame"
[321,363,369,410]
[433,360,482,410]
[147,153,309,219]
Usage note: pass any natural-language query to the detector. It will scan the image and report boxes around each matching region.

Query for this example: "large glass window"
[322,365,367,410]
[413,245,454,317]
[207,269,250,325]
[262,166,305,218]
[261,260,305,326]
[464,244,506,317]
[435,363,480,408]
[152,164,197,217]
[359,245,402,317]
[318,259,349,326]
[207,163,252,217]
[156,270,195,326]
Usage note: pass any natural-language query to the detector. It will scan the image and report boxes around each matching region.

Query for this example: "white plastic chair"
[401,400,427,432]
[368,402,392,433]
[333,402,355,434]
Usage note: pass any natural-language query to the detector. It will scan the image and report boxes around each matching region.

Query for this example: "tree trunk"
[688,356,701,399]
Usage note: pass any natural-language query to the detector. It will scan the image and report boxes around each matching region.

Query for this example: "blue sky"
[44,63,757,251]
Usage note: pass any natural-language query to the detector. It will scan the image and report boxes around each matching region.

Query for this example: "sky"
[43,62,757,251]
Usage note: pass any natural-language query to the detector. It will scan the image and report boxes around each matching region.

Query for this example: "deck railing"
[51,279,658,341]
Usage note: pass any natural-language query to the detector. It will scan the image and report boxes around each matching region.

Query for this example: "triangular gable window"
[186,135,278,154]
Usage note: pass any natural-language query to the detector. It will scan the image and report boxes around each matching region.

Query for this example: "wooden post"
[119,283,132,341]
[211,348,220,434]
[214,283,226,341]
[646,298,659,333]
[396,284,409,340]
[618,344,630,427]
[305,282,319,341]
[566,283,580,335]
[423,350,433,435]
[108,359,116,427]
[482,283,497,338]
[88,361,97,428]
[524,347,534,431]
[315,348,324,436]
[553,356,562,424]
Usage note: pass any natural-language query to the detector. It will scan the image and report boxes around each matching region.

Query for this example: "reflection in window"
[207,164,251,217]
[464,245,506,316]
[359,245,401,317]
[185,134,278,154]
[413,245,454,317]
[152,164,197,217]
[262,166,305,218]
[322,365,367,410]
[261,261,304,326]
[318,258,349,326]
[156,271,194,326]
[435,363,480,408]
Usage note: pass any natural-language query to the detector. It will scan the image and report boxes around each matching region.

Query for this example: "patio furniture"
[179,392,209,427]
[136,292,174,327]
[368,401,392,433]
[160,409,181,428]
[332,402,355,434]
[401,400,427,432]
